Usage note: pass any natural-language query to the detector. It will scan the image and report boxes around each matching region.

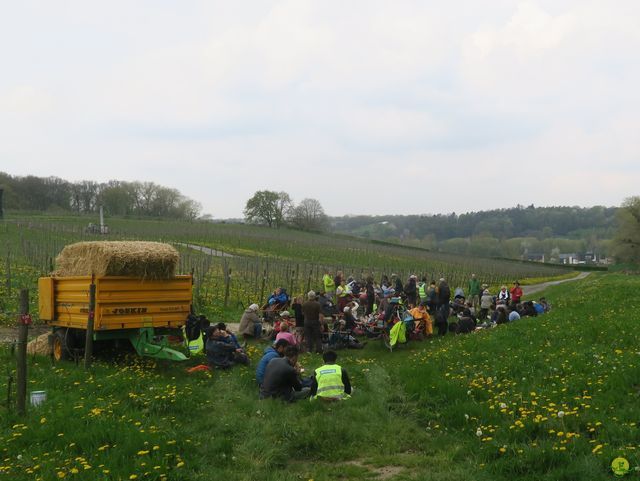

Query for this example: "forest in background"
[330,205,617,260]
[0,172,201,220]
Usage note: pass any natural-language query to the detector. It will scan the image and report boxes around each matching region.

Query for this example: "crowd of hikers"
[188,271,551,402]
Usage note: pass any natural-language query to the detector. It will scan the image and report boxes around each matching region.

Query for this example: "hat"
[249,303,259,311]
[307,290,316,299]
[280,311,290,318]
[343,306,350,313]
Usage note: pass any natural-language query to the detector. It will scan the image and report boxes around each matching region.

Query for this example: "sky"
[1,0,639,218]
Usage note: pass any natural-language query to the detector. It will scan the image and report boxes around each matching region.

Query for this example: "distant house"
[525,253,545,262]
[558,253,580,265]
[584,251,601,263]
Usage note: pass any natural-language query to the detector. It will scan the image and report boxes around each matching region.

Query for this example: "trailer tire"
[53,329,71,361]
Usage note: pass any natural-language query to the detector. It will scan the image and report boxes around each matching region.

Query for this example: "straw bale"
[27,334,52,356]
[54,241,179,279]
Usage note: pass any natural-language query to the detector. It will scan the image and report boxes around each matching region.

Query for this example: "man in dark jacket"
[206,326,250,369]
[255,339,289,386]
[302,291,324,354]
[260,346,309,402]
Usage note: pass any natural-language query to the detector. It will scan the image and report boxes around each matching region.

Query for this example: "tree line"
[0,172,201,219]
[331,205,617,242]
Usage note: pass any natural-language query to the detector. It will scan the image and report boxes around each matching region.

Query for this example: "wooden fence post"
[5,250,11,292]
[223,261,231,308]
[260,268,267,303]
[16,289,30,415]
[84,281,96,369]
[306,268,313,294]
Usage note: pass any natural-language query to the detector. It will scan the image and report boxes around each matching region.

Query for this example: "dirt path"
[177,243,235,258]
[522,271,591,297]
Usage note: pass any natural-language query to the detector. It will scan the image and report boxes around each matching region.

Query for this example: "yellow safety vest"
[184,327,204,355]
[418,283,426,300]
[313,364,349,399]
[337,286,349,298]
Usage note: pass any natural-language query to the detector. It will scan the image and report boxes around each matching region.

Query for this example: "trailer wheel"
[53,329,70,361]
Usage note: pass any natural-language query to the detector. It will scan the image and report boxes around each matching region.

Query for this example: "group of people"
[201,271,551,402]
[256,346,352,403]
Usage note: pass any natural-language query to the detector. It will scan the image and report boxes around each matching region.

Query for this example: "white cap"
[249,303,259,311]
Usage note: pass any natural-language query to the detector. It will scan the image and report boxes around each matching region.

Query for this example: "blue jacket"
[268,291,289,305]
[256,347,281,385]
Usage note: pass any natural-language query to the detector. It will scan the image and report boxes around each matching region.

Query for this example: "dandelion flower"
[476,429,483,437]
[557,411,565,418]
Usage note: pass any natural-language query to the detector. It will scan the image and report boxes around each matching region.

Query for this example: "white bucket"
[30,391,47,407]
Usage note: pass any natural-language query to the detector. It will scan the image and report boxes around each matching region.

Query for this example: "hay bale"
[54,241,179,279]
[27,334,52,356]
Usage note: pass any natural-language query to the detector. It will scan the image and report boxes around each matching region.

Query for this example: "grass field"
[0,213,577,325]
[1,272,638,480]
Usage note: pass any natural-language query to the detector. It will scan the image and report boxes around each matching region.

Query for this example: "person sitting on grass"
[538,297,550,312]
[508,305,521,322]
[275,320,297,346]
[206,325,250,369]
[255,339,289,386]
[319,291,339,318]
[408,302,433,337]
[216,322,242,349]
[260,345,310,402]
[238,303,262,342]
[310,350,352,401]
[494,304,508,325]
[456,308,477,334]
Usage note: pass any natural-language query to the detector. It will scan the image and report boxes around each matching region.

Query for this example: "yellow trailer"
[38,275,192,361]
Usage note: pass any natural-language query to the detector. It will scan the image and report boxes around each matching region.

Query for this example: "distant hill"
[330,205,617,261]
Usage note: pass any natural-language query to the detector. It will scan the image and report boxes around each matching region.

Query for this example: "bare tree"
[289,198,328,231]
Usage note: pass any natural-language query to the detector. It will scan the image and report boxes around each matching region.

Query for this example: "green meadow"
[1,272,638,480]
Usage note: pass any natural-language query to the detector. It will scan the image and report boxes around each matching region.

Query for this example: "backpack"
[185,314,210,341]
[185,314,201,341]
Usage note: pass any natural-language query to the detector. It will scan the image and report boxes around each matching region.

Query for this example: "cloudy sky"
[1,0,638,218]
